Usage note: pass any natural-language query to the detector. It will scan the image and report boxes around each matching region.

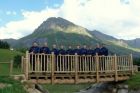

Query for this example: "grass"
[0,49,22,62]
[42,83,91,93]
[0,76,27,93]
[125,72,140,90]
[0,49,23,76]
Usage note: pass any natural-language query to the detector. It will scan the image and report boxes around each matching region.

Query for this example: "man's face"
[96,44,100,48]
[83,45,86,48]
[33,43,38,46]
[44,43,48,47]
[69,46,72,49]
[53,44,56,48]
[61,45,64,49]
[77,45,80,49]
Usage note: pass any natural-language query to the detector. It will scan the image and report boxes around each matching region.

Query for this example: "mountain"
[125,38,140,48]
[3,17,140,57]
[16,17,100,48]
[2,39,17,48]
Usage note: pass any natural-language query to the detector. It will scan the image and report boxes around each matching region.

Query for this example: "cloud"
[0,0,140,40]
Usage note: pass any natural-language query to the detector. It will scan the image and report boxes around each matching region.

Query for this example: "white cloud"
[0,0,140,40]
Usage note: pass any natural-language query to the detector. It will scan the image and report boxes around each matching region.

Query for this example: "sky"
[0,0,140,40]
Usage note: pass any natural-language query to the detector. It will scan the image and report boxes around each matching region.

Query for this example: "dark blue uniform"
[66,49,74,55]
[87,49,95,55]
[40,47,50,54]
[51,48,59,55]
[80,48,87,55]
[73,49,81,55]
[29,46,40,72]
[100,47,108,56]
[94,48,101,55]
[29,46,40,53]
[58,49,66,55]
[40,47,50,71]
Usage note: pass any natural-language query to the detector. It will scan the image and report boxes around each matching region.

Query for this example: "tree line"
[0,40,10,49]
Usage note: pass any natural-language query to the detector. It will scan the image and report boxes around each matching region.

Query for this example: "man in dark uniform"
[100,44,108,56]
[100,44,109,71]
[58,45,66,71]
[87,46,94,56]
[73,45,81,55]
[66,45,74,55]
[80,45,88,71]
[51,44,59,71]
[94,44,101,55]
[29,42,40,72]
[66,45,74,71]
[80,45,88,55]
[40,42,50,72]
[51,44,59,55]
[87,46,95,71]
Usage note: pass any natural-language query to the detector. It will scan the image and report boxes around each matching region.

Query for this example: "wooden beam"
[95,53,99,83]
[51,52,55,84]
[25,51,29,80]
[75,53,78,84]
[114,54,118,82]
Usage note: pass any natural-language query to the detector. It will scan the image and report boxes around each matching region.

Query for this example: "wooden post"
[75,53,78,84]
[25,51,29,80]
[10,60,13,76]
[130,54,134,75]
[51,52,55,84]
[21,56,24,72]
[114,54,118,82]
[95,53,99,83]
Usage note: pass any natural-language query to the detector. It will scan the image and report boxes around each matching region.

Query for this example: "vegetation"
[0,49,23,75]
[0,76,27,93]
[125,72,140,90]
[0,49,22,62]
[0,40,10,49]
[42,83,91,93]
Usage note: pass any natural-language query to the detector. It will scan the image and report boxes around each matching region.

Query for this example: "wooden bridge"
[22,51,137,84]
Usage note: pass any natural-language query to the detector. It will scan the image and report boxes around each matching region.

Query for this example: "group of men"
[29,42,108,56]
[29,42,108,72]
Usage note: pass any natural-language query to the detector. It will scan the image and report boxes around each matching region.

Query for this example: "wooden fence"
[22,51,136,84]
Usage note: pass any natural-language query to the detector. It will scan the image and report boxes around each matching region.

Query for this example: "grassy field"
[0,49,23,76]
[125,72,140,90]
[0,49,22,62]
[42,83,91,93]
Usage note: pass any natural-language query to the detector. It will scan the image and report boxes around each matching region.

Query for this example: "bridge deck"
[22,51,136,84]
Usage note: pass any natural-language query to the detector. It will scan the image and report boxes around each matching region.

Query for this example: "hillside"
[3,17,140,57]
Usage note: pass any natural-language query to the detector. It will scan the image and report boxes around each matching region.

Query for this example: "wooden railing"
[23,51,135,84]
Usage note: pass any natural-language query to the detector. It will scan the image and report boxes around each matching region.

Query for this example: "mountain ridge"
[2,17,140,57]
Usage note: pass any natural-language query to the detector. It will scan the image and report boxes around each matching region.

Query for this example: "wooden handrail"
[23,51,135,84]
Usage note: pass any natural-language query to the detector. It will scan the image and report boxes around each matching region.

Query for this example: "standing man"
[40,42,50,73]
[51,44,59,71]
[29,42,40,73]
[94,43,101,55]
[58,45,66,71]
[66,45,74,55]
[74,45,81,55]
[66,45,74,71]
[100,44,108,56]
